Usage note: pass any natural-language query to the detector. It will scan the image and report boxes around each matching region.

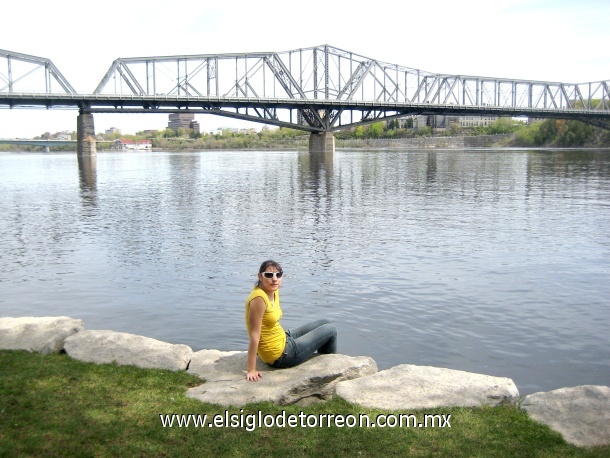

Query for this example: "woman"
[245,260,337,382]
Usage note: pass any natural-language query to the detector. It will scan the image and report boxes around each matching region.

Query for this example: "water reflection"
[295,151,336,270]
[426,151,437,182]
[77,154,97,193]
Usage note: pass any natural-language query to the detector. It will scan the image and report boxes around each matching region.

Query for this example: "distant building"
[105,127,121,135]
[113,139,152,151]
[213,126,258,135]
[413,116,428,130]
[527,118,545,125]
[168,113,200,133]
[54,131,72,140]
[410,115,498,130]
[218,127,239,135]
[457,116,498,128]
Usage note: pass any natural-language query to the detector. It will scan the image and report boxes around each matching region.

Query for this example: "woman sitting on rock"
[245,260,337,382]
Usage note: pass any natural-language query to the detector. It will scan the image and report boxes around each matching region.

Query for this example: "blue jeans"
[271,319,337,368]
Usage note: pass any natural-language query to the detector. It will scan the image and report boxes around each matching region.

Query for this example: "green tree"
[556,120,594,146]
[448,122,461,136]
[534,120,557,145]
[162,128,176,138]
[369,122,385,138]
[487,118,519,135]
[514,123,540,146]
[416,126,432,137]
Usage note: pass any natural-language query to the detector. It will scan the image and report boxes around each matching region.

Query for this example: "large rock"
[335,364,519,409]
[186,351,377,406]
[0,316,83,354]
[64,330,192,371]
[520,385,610,447]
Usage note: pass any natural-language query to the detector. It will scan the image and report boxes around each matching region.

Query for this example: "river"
[1,148,608,395]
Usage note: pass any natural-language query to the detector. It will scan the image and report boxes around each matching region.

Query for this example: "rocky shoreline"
[1,316,608,448]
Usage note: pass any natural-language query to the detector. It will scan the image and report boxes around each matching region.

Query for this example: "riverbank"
[2,316,609,451]
[129,124,610,151]
[336,134,512,149]
[2,349,608,457]
[150,133,512,151]
[4,124,609,153]
[104,133,610,152]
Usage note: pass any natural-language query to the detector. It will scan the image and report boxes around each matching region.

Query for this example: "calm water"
[1,148,609,395]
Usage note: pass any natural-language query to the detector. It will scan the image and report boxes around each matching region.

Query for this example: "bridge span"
[0,138,75,153]
[0,138,115,152]
[2,45,609,154]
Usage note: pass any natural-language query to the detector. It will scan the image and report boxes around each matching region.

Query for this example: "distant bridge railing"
[0,139,113,147]
[0,139,76,146]
[2,45,609,131]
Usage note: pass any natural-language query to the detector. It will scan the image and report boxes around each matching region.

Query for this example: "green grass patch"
[1,350,608,457]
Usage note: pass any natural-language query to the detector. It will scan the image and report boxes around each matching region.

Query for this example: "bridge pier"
[309,132,335,155]
[77,112,96,155]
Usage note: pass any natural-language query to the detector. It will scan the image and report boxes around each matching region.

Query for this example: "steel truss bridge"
[1,45,609,133]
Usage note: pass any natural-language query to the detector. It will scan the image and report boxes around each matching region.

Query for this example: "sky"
[1,0,609,138]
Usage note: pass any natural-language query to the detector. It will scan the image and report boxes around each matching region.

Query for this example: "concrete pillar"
[77,112,96,155]
[309,132,335,155]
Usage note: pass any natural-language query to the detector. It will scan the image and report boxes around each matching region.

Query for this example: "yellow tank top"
[245,286,286,363]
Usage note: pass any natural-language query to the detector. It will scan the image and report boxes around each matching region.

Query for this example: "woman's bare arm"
[246,296,265,381]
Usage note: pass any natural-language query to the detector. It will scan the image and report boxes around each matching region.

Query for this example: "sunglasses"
[260,271,283,279]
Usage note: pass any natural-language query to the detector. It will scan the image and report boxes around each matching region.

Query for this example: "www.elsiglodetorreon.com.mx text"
[160,410,451,432]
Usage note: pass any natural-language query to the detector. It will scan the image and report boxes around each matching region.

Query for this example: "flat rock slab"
[186,351,378,406]
[520,385,610,447]
[335,364,519,409]
[64,330,192,371]
[0,316,83,354]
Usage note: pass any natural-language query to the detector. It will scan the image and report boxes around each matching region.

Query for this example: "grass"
[1,350,608,457]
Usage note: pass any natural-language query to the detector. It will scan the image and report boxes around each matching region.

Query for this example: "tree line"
[3,117,607,152]
[335,118,609,147]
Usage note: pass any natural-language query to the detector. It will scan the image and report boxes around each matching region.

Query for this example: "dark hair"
[259,260,282,274]
[256,260,283,287]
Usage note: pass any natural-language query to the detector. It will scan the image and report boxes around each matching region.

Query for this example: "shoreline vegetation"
[2,349,608,456]
[2,119,609,153]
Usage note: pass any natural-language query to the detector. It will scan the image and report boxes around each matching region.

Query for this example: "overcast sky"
[1,0,608,138]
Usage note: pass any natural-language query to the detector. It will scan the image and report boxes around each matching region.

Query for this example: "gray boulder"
[189,348,243,369]
[0,316,83,354]
[64,330,192,371]
[186,350,378,406]
[520,385,610,447]
[335,364,519,409]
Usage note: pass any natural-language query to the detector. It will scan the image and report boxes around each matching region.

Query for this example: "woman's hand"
[246,370,263,382]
